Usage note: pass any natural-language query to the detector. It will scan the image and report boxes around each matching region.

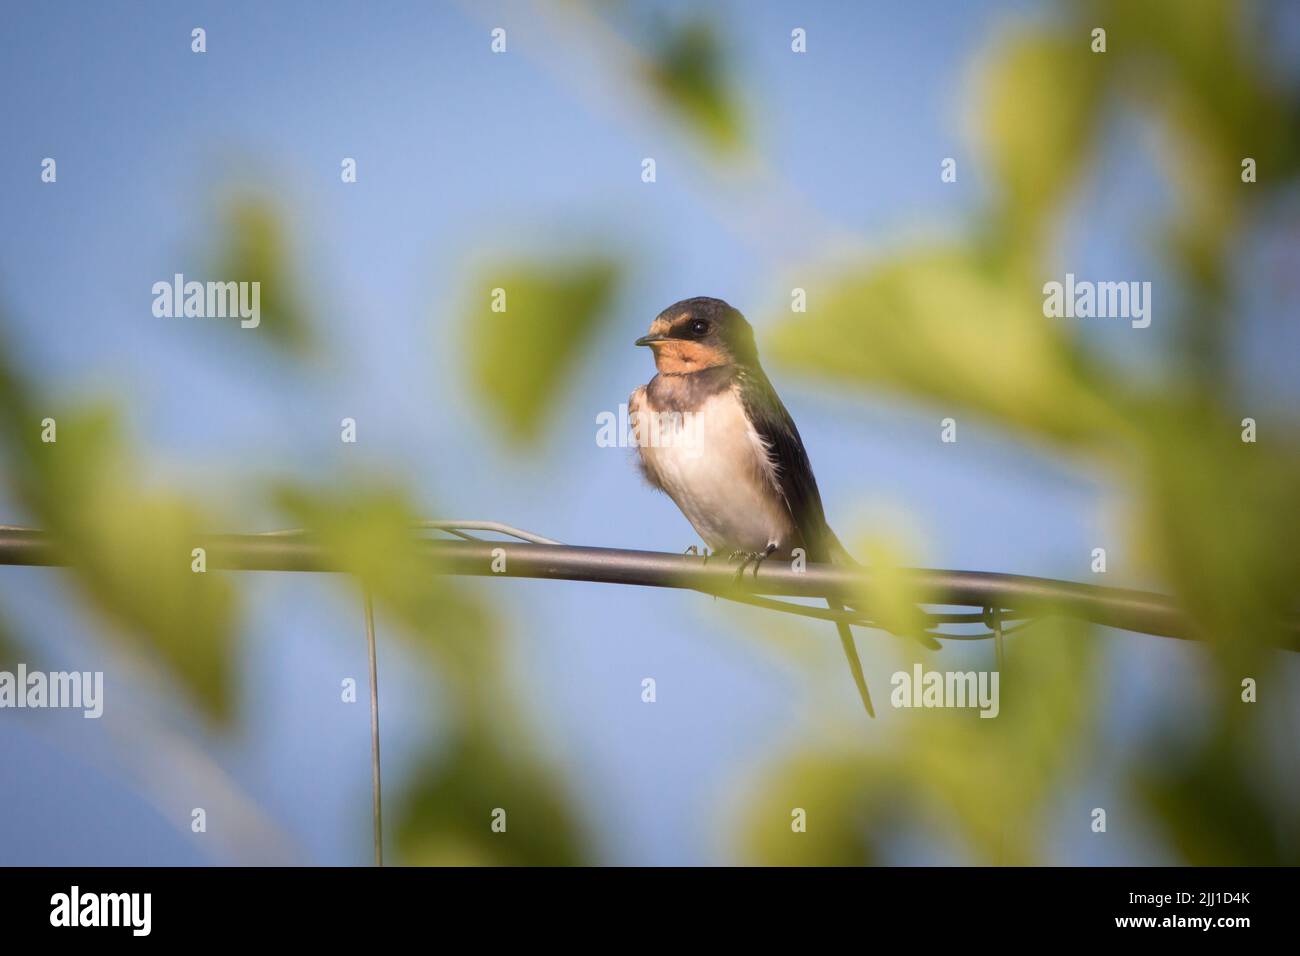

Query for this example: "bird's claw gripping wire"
[728,544,777,582]
[684,545,714,565]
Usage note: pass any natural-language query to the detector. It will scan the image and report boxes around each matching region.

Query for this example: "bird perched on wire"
[629,296,879,716]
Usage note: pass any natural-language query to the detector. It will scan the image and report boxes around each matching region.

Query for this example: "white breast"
[634,385,797,554]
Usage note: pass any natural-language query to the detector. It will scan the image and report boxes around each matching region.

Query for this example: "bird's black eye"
[688,319,710,336]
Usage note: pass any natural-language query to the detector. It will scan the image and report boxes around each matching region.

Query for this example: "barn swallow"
[630,296,877,716]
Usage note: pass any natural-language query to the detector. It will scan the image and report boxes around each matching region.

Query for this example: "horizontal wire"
[4,524,1295,647]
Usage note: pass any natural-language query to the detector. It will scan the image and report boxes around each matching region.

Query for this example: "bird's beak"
[635,333,668,347]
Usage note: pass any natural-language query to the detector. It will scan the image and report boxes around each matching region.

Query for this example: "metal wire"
[1,524,1297,649]
[363,590,383,867]
[987,606,1006,670]
[413,520,563,545]
[248,520,563,546]
[712,590,1026,644]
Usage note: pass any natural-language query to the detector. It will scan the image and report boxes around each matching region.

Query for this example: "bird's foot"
[729,544,777,582]
[684,545,713,564]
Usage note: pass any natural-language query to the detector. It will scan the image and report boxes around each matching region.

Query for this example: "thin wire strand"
[245,520,563,546]
[438,528,486,542]
[713,589,1035,643]
[363,590,383,867]
[988,606,1006,671]
[413,520,562,545]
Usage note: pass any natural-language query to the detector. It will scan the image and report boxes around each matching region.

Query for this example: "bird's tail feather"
[832,611,875,718]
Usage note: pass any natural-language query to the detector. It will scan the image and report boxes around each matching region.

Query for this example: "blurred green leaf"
[1082,0,1300,379]
[972,28,1103,251]
[644,19,746,153]
[273,480,594,865]
[464,257,619,445]
[0,355,238,720]
[770,246,1125,449]
[1089,0,1300,203]
[846,536,931,639]
[1136,722,1299,865]
[734,750,888,866]
[738,622,1098,865]
[214,195,314,354]
[396,727,589,866]
[273,480,501,701]
[1135,406,1300,663]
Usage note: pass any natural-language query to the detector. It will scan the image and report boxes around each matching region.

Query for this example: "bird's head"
[635,297,758,374]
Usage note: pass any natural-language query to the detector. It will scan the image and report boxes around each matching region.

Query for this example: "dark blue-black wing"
[735,366,938,679]
[734,367,838,563]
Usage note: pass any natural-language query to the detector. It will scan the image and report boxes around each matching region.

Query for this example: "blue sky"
[1,1,1296,865]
